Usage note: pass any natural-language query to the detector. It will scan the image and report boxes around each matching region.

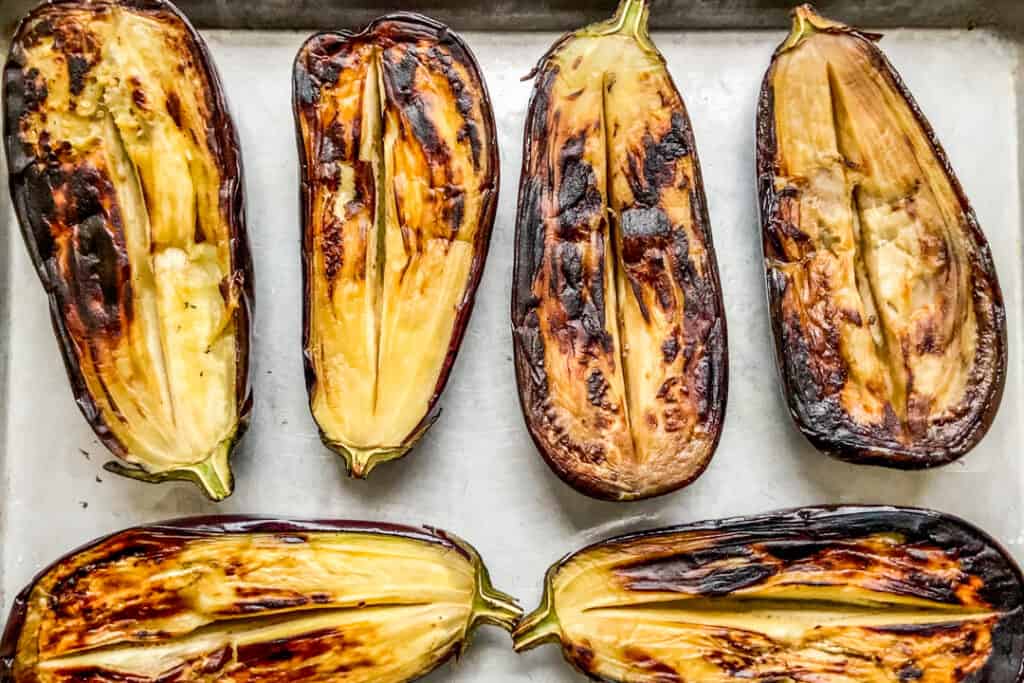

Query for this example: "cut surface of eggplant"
[511,0,727,501]
[514,506,1024,682]
[0,518,520,682]
[294,15,497,477]
[757,4,1006,467]
[3,0,252,499]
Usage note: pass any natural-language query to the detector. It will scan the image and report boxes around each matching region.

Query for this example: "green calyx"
[779,4,850,53]
[511,564,562,652]
[104,438,235,501]
[590,0,655,52]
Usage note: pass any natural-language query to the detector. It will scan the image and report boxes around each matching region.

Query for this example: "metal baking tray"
[1,1,1022,680]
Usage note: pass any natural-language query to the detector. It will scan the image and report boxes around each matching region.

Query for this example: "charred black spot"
[566,640,596,672]
[231,596,310,613]
[71,214,124,332]
[444,189,465,234]
[235,628,354,667]
[21,67,48,112]
[662,337,679,363]
[294,63,319,107]
[166,92,182,128]
[319,120,349,164]
[587,370,609,407]
[558,241,584,318]
[898,663,924,681]
[628,111,690,207]
[617,545,778,596]
[557,134,602,237]
[67,55,91,96]
[132,88,146,109]
[623,646,681,681]
[620,206,671,264]
[429,46,482,170]
[383,47,449,165]
[529,66,558,151]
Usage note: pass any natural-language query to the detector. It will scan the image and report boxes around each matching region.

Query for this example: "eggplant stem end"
[102,440,234,501]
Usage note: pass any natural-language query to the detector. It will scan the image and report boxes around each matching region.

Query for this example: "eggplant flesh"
[757,5,1006,467]
[513,506,1024,683]
[0,518,520,683]
[511,0,727,501]
[294,16,497,477]
[3,0,252,499]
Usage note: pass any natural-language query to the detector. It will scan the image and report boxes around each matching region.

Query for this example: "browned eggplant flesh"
[513,506,1024,682]
[3,0,253,499]
[0,518,520,682]
[511,0,728,501]
[757,5,1006,467]
[294,15,498,477]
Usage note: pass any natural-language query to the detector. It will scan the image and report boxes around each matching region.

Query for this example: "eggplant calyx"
[337,445,409,479]
[511,569,561,652]
[103,439,234,501]
[778,4,850,54]
[590,0,654,53]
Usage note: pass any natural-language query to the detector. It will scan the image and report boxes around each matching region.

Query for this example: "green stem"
[593,0,654,51]
[103,438,234,501]
[779,4,848,53]
[512,567,562,652]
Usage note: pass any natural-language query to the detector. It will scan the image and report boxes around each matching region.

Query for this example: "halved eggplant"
[0,517,520,682]
[3,0,253,499]
[757,5,1006,467]
[514,506,1024,682]
[511,0,728,501]
[293,16,497,477]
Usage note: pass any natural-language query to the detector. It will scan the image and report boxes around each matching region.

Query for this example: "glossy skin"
[0,518,520,683]
[3,0,253,499]
[757,5,1006,467]
[514,506,1024,682]
[511,0,727,501]
[294,15,497,478]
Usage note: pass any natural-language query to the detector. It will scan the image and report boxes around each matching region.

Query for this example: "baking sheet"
[1,14,1023,682]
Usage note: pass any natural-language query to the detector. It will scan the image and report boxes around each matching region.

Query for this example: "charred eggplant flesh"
[1,518,520,682]
[514,506,1024,682]
[757,5,1006,466]
[511,0,727,501]
[294,15,497,477]
[3,0,253,499]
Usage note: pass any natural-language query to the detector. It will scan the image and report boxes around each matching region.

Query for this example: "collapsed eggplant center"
[14,6,237,470]
[770,29,981,438]
[519,22,722,497]
[14,532,477,682]
[548,533,1003,681]
[297,32,493,474]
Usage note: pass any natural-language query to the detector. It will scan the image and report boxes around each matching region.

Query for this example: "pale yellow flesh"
[18,532,477,681]
[20,7,237,470]
[533,28,712,494]
[771,29,976,428]
[304,41,489,471]
[545,535,1000,682]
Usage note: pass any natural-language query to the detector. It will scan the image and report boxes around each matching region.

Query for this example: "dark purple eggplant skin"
[3,0,253,490]
[293,14,499,462]
[545,505,1024,683]
[0,517,471,681]
[756,17,1006,469]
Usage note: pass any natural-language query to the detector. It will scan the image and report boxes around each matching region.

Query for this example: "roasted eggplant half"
[511,0,727,501]
[294,16,497,477]
[514,506,1024,682]
[757,5,1006,467]
[0,517,520,682]
[3,0,253,499]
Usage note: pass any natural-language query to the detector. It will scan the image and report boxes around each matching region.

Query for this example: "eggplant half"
[294,16,497,477]
[511,0,728,501]
[757,5,1006,467]
[0,517,520,682]
[514,506,1024,682]
[3,0,253,499]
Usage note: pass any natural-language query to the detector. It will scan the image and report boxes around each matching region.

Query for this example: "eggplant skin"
[0,517,521,683]
[3,0,254,498]
[756,6,1006,468]
[293,14,498,478]
[514,506,1024,683]
[511,0,727,501]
